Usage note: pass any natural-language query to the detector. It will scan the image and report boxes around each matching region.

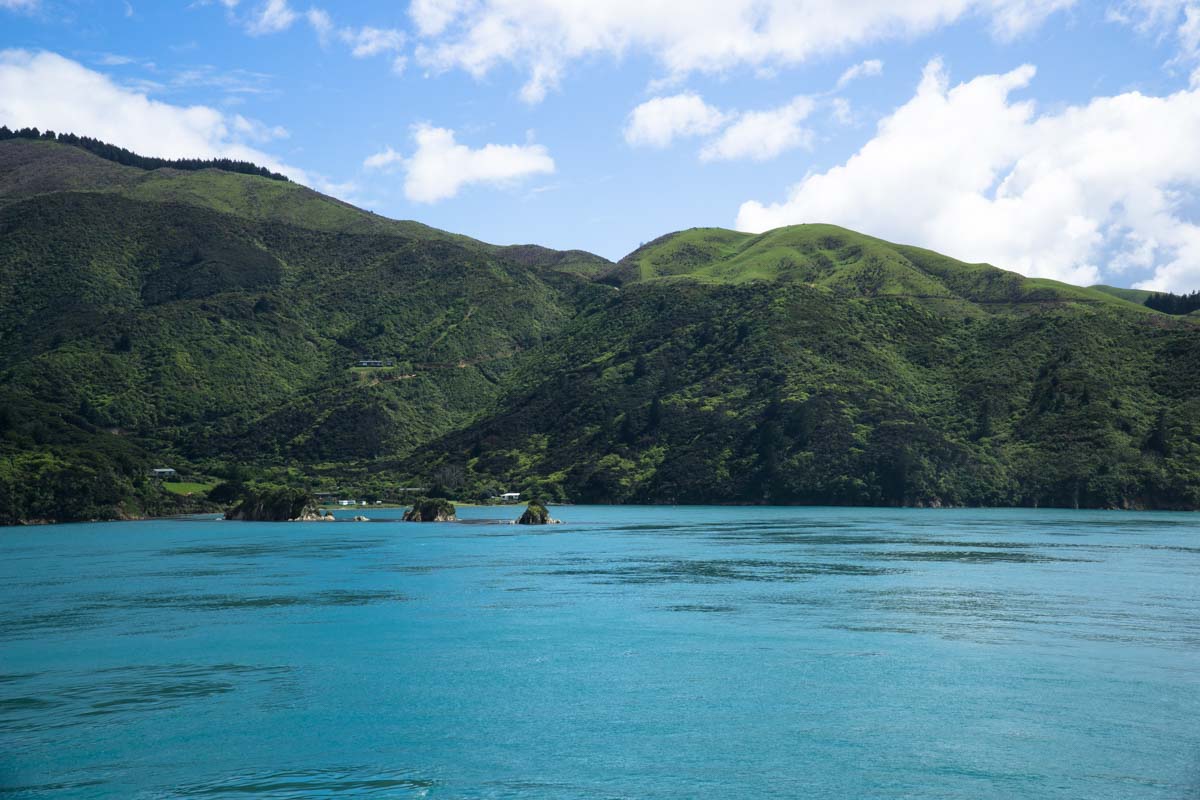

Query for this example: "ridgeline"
[1,136,1197,523]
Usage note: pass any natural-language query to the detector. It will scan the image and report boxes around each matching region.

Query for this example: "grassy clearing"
[162,481,216,496]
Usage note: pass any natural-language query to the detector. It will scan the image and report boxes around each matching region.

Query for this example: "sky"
[2,1,1200,291]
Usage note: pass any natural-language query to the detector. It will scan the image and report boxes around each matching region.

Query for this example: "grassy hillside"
[1,138,1198,520]
[1090,284,1155,305]
[610,226,1152,309]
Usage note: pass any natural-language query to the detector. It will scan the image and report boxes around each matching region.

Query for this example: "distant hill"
[1090,284,1155,305]
[0,137,1197,521]
[0,126,290,181]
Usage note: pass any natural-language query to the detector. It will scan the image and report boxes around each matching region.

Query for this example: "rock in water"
[224,487,320,521]
[516,501,559,525]
[402,498,457,522]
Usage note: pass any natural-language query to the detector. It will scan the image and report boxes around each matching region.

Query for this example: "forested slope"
[1,139,1197,521]
[405,227,1200,509]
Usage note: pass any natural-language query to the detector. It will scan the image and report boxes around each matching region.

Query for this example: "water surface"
[1,506,1198,798]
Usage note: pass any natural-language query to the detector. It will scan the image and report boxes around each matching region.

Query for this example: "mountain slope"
[405,226,1200,509]
[1,138,1198,521]
[0,138,612,522]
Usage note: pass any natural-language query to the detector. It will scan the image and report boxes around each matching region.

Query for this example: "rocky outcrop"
[224,487,319,521]
[516,501,560,525]
[402,497,457,522]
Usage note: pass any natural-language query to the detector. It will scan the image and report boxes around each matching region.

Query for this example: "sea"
[1,506,1198,798]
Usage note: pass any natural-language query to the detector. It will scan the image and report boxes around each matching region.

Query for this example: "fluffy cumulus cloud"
[623,93,728,148]
[0,50,324,186]
[365,124,555,203]
[700,97,815,162]
[626,93,814,161]
[409,0,1075,102]
[736,60,1200,290]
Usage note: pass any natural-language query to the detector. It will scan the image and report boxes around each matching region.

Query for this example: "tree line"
[1144,290,1200,315]
[0,126,290,182]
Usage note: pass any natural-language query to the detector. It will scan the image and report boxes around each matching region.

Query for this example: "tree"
[431,463,465,490]
[647,396,663,431]
[1145,290,1200,315]
[1145,408,1171,457]
[0,127,290,181]
[629,354,648,383]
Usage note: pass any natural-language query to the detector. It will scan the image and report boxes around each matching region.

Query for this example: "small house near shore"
[500,491,521,502]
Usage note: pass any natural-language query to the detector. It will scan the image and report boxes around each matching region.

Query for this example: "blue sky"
[2,1,1200,290]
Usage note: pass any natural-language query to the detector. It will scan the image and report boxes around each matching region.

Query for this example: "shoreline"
[5,502,1196,527]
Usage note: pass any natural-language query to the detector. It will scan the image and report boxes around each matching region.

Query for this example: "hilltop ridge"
[607,225,1151,311]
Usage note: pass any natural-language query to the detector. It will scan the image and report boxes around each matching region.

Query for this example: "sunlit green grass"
[162,481,216,496]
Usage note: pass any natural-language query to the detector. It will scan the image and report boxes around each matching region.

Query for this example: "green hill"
[0,138,611,522]
[1090,284,1155,305]
[1,137,1197,521]
[611,226,1151,309]
[406,227,1200,510]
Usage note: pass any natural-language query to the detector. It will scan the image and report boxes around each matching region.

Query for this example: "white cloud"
[300,9,405,71]
[365,124,555,203]
[0,49,319,186]
[700,97,815,161]
[246,0,296,35]
[830,97,854,125]
[1110,1,1200,69]
[626,92,815,162]
[0,0,38,10]
[341,26,406,58]
[736,59,1200,291]
[363,145,403,169]
[306,8,334,43]
[836,58,884,89]
[987,0,1078,38]
[409,0,1075,103]
[410,0,470,35]
[623,93,728,148]
[232,114,289,142]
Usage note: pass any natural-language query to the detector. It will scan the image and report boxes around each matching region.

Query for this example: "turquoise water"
[1,506,1198,798]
